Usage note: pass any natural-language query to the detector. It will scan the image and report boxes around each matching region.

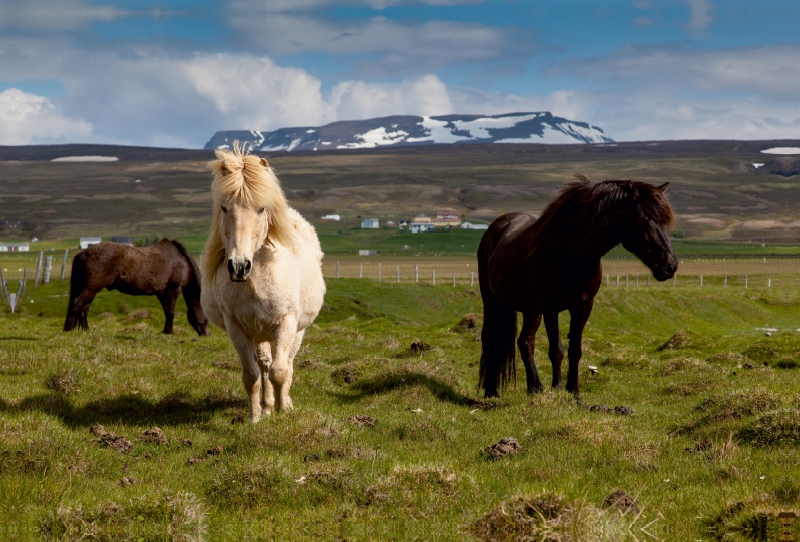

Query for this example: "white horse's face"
[218,200,268,282]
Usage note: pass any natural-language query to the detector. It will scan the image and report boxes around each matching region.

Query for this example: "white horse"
[201,144,325,423]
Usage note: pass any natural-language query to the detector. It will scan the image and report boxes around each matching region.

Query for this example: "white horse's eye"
[258,207,265,215]
[221,205,227,213]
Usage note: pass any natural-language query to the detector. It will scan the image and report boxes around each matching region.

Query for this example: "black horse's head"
[617,180,678,281]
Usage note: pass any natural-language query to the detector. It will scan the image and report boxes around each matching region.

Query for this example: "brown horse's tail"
[64,251,88,331]
[170,240,209,335]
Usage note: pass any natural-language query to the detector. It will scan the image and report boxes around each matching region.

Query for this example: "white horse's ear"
[657,182,669,193]
[260,157,269,168]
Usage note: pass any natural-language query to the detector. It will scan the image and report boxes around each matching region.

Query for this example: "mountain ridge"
[204,112,614,152]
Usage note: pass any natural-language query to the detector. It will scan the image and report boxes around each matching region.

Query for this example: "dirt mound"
[90,424,132,453]
[349,415,376,427]
[452,313,482,332]
[137,427,168,445]
[658,330,689,351]
[410,341,431,354]
[481,437,522,460]
[602,490,640,513]
[122,309,150,323]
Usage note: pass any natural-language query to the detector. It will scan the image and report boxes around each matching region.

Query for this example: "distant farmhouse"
[409,214,434,234]
[461,222,490,230]
[0,243,30,252]
[79,237,102,249]
[432,210,461,228]
[361,218,379,229]
[358,250,377,256]
[321,214,341,221]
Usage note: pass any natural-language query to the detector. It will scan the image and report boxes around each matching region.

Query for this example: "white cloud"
[0,87,92,144]
[685,0,714,36]
[330,75,453,120]
[0,0,127,31]
[225,12,534,75]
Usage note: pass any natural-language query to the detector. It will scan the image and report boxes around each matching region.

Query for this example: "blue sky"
[1,0,799,147]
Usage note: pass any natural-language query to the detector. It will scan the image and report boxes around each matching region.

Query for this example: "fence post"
[34,251,43,289]
[360,263,363,279]
[0,268,4,300]
[60,249,69,280]
[415,265,418,283]
[336,261,340,279]
[745,275,748,289]
[432,270,435,286]
[673,275,677,287]
[700,275,703,287]
[396,265,400,283]
[626,273,629,288]
[43,255,53,284]
[636,273,639,287]
[21,267,27,299]
[616,275,619,287]
[453,272,456,287]
[470,272,474,287]
[768,278,771,288]
[606,274,609,287]
[724,276,727,287]
[378,263,382,282]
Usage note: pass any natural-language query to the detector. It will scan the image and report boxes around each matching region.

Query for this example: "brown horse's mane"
[169,239,202,293]
[528,174,674,254]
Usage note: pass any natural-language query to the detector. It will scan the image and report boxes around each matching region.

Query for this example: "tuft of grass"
[40,492,206,542]
[45,366,81,395]
[469,492,636,542]
[737,409,800,446]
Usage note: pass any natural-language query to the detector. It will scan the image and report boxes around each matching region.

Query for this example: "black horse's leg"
[158,290,179,334]
[566,300,593,396]
[543,312,564,389]
[518,312,543,393]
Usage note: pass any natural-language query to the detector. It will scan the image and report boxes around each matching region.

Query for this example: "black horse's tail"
[64,251,88,331]
[477,283,518,398]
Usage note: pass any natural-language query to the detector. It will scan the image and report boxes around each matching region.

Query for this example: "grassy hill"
[1,279,799,540]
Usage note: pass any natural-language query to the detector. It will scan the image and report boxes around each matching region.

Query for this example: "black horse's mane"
[528,174,674,253]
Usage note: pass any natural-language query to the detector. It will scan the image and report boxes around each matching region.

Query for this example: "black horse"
[64,239,210,336]
[478,175,677,398]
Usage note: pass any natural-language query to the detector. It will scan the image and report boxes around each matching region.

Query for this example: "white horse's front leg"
[269,315,299,412]
[226,321,262,423]
[256,341,275,415]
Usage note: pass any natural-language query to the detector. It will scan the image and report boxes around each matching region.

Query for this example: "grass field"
[1,277,799,540]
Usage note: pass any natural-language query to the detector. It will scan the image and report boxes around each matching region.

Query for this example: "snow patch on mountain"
[204,112,613,152]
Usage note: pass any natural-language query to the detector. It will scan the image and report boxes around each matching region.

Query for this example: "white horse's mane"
[201,142,298,287]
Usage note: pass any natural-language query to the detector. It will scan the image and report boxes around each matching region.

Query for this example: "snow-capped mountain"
[204,112,613,152]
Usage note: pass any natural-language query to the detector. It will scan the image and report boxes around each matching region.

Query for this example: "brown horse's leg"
[518,313,543,394]
[543,312,564,389]
[67,290,97,331]
[158,290,179,334]
[566,300,593,396]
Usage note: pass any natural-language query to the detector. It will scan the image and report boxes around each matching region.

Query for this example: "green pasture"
[0,278,799,540]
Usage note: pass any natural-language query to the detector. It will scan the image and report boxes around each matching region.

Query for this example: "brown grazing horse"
[478,176,677,398]
[64,239,210,336]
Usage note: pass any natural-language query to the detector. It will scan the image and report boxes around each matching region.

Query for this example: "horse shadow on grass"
[327,370,472,407]
[0,389,247,428]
